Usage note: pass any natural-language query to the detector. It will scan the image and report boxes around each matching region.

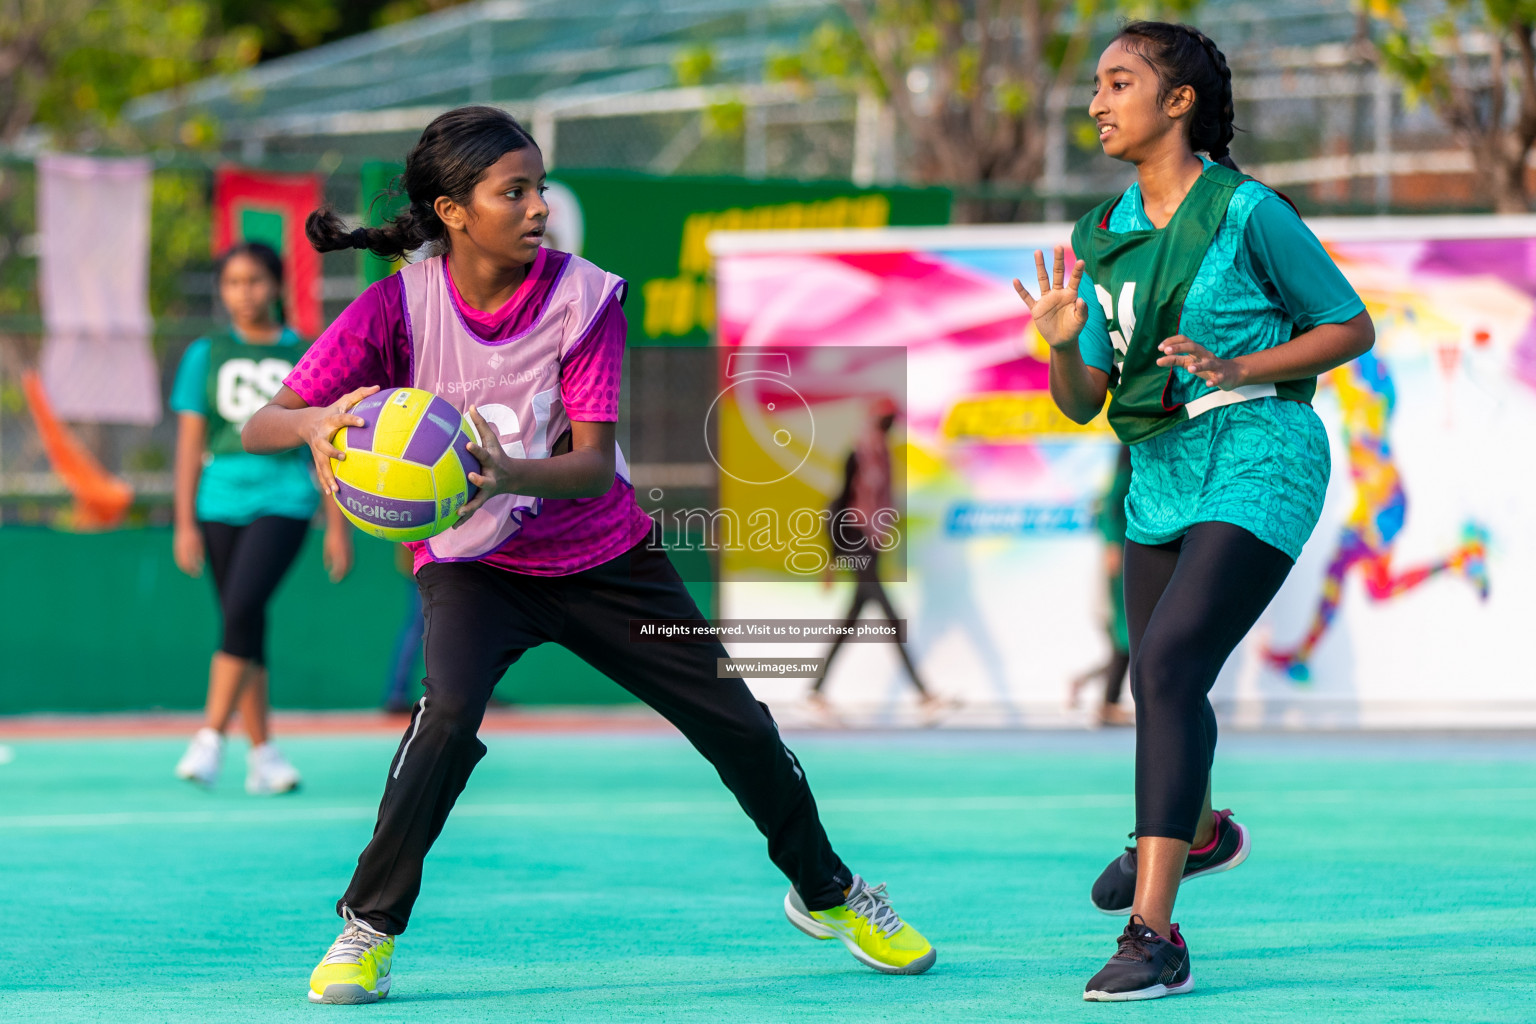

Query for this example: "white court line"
[0,795,1127,830]
[0,788,1530,831]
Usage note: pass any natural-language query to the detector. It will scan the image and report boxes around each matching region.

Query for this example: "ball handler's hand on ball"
[456,406,523,524]
[1013,246,1089,353]
[305,385,379,496]
[1157,336,1246,391]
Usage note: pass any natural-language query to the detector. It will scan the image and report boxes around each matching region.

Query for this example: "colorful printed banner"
[212,166,324,338]
[712,220,1536,727]
[36,154,160,424]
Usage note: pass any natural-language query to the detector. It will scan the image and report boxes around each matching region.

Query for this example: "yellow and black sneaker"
[784,875,936,975]
[308,907,394,1004]
[1083,916,1193,1002]
[1091,808,1250,915]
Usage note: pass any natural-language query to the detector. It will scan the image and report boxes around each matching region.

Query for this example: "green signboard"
[360,160,409,285]
[358,168,951,344]
[239,208,286,254]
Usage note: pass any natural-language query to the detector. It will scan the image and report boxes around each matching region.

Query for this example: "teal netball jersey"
[170,328,321,526]
[1076,162,1366,559]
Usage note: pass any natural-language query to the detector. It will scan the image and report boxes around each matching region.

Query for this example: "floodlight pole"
[1373,70,1393,212]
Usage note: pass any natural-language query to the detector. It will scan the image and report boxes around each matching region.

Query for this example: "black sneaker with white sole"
[1090,808,1250,915]
[1083,916,1193,1002]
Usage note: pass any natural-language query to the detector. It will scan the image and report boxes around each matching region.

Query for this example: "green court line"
[1,732,1532,1024]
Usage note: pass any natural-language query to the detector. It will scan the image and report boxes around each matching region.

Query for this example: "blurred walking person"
[170,242,353,793]
[1068,445,1134,726]
[808,398,942,717]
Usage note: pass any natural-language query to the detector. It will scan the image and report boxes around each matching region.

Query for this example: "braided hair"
[306,105,540,261]
[1116,21,1238,171]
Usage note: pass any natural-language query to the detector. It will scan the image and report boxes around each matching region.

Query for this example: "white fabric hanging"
[36,153,161,425]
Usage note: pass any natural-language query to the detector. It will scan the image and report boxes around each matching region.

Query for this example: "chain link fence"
[0,28,1502,525]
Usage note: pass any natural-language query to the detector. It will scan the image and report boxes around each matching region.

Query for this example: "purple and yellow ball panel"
[431,446,476,523]
[366,388,435,459]
[453,430,480,486]
[330,448,433,498]
[332,480,440,542]
[402,402,462,467]
[330,450,440,541]
[343,392,391,454]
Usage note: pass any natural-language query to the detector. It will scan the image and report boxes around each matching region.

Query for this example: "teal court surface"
[1,727,1531,1023]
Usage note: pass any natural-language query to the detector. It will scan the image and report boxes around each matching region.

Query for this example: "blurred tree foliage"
[1369,0,1536,213]
[0,0,255,149]
[0,0,257,338]
[770,0,1197,220]
[0,0,471,331]
[213,0,470,62]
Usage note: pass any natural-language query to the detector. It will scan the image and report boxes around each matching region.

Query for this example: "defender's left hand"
[323,526,354,583]
[456,406,521,523]
[1157,336,1246,391]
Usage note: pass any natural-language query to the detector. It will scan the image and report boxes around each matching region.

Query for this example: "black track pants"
[1123,521,1293,842]
[339,540,852,935]
[199,516,309,665]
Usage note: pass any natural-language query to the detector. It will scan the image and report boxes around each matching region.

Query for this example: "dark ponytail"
[1116,21,1238,171]
[215,241,287,324]
[306,105,539,260]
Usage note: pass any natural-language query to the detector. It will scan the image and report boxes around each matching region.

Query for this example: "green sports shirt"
[1071,160,1366,558]
[169,328,321,526]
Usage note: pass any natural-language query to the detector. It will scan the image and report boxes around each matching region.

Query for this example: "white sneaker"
[246,743,301,795]
[175,727,223,786]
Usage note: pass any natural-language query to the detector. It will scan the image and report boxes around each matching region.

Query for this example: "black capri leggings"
[1124,521,1293,842]
[199,516,310,665]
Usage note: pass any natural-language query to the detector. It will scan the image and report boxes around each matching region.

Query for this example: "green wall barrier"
[0,527,718,713]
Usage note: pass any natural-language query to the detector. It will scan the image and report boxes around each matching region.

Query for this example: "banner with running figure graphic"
[710,220,1536,728]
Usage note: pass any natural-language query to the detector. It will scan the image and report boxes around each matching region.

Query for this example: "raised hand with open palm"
[1012,246,1089,353]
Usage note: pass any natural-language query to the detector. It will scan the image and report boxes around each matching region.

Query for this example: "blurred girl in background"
[169,242,353,794]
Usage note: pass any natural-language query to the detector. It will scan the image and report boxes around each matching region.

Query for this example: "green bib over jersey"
[203,330,308,455]
[1071,163,1316,445]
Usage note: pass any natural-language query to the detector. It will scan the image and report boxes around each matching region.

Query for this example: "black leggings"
[339,539,852,935]
[199,516,310,665]
[1124,521,1293,842]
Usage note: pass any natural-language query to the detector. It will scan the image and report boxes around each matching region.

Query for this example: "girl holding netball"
[171,242,353,794]
[242,106,934,1004]
[1015,23,1372,1000]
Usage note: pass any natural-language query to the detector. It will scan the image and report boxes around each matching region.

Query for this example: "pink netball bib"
[401,252,630,560]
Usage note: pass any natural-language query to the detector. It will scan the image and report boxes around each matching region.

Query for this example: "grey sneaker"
[1091,809,1251,914]
[784,874,937,975]
[1083,916,1193,1001]
[308,907,394,1004]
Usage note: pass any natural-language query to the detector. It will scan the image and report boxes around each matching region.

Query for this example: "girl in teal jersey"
[170,243,354,794]
[1014,23,1374,1001]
